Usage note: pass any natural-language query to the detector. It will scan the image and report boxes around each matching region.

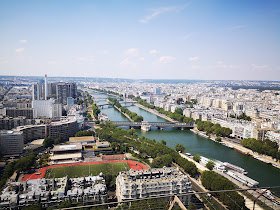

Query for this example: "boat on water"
[235,148,250,156]
[190,129,197,134]
[226,170,259,187]
[220,142,234,149]
[252,155,270,164]
[223,162,248,174]
[272,164,280,169]
[256,189,280,205]
[141,121,151,132]
[198,132,209,139]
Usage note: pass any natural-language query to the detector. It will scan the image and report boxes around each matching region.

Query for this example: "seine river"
[92,92,280,191]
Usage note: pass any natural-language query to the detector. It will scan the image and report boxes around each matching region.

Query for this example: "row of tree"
[196,120,232,137]
[95,122,199,177]
[201,171,247,209]
[0,154,36,189]
[134,97,195,123]
[241,138,280,160]
[108,97,143,122]
[91,88,121,96]
[230,113,251,121]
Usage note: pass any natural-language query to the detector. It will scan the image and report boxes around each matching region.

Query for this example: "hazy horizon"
[1,0,280,81]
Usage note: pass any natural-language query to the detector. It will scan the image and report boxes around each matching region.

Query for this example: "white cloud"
[149,49,158,55]
[76,56,94,63]
[139,4,189,23]
[19,40,28,43]
[159,56,176,64]
[48,60,57,65]
[227,25,245,30]
[15,48,24,53]
[101,50,108,55]
[182,33,194,40]
[0,57,8,64]
[124,48,138,56]
[189,56,200,62]
[120,58,137,68]
[251,64,269,71]
[139,57,145,61]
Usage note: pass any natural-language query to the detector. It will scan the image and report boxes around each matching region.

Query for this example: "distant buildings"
[0,175,107,209]
[116,167,192,204]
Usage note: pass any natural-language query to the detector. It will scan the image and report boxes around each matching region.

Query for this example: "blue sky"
[0,0,280,80]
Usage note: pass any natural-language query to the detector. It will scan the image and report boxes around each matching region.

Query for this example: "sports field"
[45,162,130,178]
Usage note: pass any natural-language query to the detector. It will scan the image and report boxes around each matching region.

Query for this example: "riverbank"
[135,103,176,122]
[191,127,280,168]
[107,99,134,121]
[179,153,264,210]
[136,102,280,170]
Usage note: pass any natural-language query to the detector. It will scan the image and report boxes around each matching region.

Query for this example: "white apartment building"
[265,131,280,147]
[32,99,62,118]
[116,167,192,204]
[0,130,24,155]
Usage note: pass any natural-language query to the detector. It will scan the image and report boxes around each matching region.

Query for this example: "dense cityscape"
[1,0,280,209]
[0,75,279,209]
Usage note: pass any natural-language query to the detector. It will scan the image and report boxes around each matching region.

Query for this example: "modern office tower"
[44,74,48,100]
[32,80,45,100]
[56,82,77,105]
[0,130,24,155]
[32,99,62,118]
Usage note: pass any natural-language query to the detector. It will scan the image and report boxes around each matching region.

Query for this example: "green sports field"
[45,162,130,178]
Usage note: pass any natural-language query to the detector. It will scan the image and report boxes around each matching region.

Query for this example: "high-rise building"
[32,99,62,118]
[44,74,48,100]
[56,82,77,105]
[0,130,24,155]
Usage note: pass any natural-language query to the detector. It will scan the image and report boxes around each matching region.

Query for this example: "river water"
[92,92,280,191]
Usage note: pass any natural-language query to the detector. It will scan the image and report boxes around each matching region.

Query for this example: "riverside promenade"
[134,103,176,122]
[135,103,280,168]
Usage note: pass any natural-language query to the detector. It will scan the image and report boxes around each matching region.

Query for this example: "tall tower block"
[44,74,48,100]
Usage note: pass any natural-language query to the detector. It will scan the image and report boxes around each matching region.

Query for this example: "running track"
[23,160,147,181]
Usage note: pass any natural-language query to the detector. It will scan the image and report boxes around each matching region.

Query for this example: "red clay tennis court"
[23,160,147,181]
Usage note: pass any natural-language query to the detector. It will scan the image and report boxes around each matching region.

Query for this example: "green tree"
[193,154,201,162]
[206,161,214,170]
[175,144,186,153]
[43,137,54,148]
[215,137,222,142]
[160,139,166,145]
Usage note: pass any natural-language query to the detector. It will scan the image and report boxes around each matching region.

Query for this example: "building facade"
[0,130,24,155]
[116,167,192,204]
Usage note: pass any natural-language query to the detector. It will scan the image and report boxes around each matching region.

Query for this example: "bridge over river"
[112,121,194,130]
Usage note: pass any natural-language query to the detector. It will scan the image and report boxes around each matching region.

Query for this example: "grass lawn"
[45,162,130,178]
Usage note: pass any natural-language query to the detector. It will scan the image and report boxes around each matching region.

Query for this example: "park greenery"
[108,97,143,122]
[241,138,280,160]
[90,88,121,96]
[230,113,251,121]
[75,130,95,137]
[193,154,201,162]
[95,122,198,177]
[206,161,214,170]
[175,144,186,153]
[201,171,247,209]
[0,154,36,189]
[196,120,232,137]
[43,136,68,148]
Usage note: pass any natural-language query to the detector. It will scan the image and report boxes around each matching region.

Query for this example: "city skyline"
[1,0,280,81]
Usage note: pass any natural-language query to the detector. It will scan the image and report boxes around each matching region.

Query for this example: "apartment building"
[116,167,192,204]
[0,130,24,155]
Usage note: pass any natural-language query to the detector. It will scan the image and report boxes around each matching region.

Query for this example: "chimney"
[44,74,48,100]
